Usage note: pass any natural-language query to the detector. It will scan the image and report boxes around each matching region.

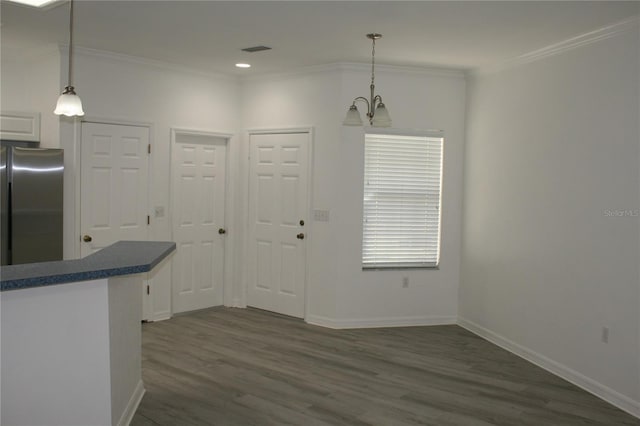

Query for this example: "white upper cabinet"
[0,112,40,142]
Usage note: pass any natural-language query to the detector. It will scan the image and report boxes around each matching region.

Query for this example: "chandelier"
[343,33,391,127]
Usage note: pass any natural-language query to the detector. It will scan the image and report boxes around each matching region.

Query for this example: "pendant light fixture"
[343,33,391,127]
[54,0,84,117]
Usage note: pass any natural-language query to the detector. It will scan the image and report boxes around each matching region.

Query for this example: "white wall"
[241,65,466,326]
[460,21,640,415]
[1,280,113,426]
[108,275,145,425]
[0,46,60,148]
[2,274,148,426]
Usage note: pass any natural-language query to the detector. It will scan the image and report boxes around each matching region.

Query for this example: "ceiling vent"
[241,45,272,53]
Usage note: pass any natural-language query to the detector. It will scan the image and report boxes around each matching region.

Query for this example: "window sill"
[362,265,440,271]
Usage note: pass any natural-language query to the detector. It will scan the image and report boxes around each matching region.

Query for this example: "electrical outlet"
[601,327,609,343]
[402,277,409,288]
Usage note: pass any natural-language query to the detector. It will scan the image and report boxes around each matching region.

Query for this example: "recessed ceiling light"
[235,63,251,69]
[6,0,61,8]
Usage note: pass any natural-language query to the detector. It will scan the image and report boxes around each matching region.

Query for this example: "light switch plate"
[313,209,330,222]
[154,206,165,218]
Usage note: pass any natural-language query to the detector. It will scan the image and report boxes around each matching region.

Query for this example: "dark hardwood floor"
[131,308,639,426]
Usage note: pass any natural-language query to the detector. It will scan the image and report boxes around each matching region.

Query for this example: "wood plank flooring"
[131,308,639,426]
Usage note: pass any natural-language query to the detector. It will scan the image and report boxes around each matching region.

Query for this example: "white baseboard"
[151,312,171,322]
[306,314,457,329]
[457,317,640,419]
[117,380,145,426]
[230,298,246,308]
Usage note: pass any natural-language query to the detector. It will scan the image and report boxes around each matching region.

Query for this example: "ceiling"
[1,1,638,76]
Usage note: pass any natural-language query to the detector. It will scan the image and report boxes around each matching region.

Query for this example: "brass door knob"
[218,228,227,235]
[296,233,305,240]
[83,235,92,242]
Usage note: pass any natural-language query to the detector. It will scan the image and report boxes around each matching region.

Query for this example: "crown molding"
[54,45,465,85]
[63,45,239,83]
[473,15,640,76]
[240,63,344,83]
[338,62,467,79]
[242,61,466,83]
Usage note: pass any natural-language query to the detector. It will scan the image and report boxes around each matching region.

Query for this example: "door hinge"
[146,285,150,295]
[148,144,151,154]
[147,215,150,225]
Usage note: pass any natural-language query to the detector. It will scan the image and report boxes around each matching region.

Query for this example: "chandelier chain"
[370,37,376,87]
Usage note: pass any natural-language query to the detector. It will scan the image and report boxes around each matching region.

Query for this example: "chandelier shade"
[371,103,391,127]
[343,104,364,126]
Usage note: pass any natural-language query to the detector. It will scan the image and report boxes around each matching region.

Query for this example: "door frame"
[76,118,154,319]
[244,127,314,319]
[72,117,154,259]
[170,128,235,309]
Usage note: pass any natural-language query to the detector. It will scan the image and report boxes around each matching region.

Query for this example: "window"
[362,131,443,269]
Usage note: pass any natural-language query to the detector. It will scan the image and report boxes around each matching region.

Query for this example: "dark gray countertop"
[0,241,176,291]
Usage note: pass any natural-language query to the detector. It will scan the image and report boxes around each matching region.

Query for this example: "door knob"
[83,235,92,242]
[296,233,305,240]
[218,228,227,235]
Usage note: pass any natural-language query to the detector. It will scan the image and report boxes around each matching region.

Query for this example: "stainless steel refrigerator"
[1,144,64,265]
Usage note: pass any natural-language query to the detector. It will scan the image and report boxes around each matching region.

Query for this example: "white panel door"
[247,132,309,318]
[80,122,149,257]
[171,134,227,314]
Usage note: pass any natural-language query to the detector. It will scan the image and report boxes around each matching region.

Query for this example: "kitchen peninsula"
[0,241,175,426]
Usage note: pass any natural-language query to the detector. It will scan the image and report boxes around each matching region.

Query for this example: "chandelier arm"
[358,94,375,122]
[352,96,370,112]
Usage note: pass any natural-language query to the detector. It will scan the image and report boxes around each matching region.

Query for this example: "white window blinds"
[363,132,443,268]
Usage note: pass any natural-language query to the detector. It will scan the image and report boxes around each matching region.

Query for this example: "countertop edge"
[0,241,176,292]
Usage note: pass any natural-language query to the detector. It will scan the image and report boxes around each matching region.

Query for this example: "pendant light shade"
[343,104,364,126]
[371,102,391,127]
[54,0,84,117]
[54,86,84,117]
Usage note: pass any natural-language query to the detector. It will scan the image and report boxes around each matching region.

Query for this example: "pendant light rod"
[67,0,74,87]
